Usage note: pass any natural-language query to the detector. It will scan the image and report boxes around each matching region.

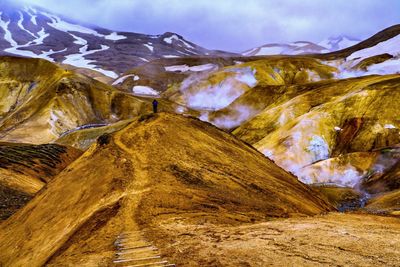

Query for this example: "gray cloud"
[16,0,400,52]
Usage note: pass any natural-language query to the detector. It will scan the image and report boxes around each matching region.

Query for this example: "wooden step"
[117,246,158,255]
[122,261,171,267]
[113,255,161,264]
[114,231,175,267]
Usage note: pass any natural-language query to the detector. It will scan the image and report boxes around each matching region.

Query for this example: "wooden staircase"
[114,231,175,267]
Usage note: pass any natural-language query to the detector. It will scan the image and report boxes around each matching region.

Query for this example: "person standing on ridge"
[152,99,159,113]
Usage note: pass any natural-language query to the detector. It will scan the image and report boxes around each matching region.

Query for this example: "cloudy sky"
[16,0,400,52]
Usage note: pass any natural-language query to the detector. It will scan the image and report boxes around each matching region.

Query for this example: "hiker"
[152,99,159,113]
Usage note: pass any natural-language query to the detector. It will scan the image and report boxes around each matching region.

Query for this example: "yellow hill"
[0,113,333,266]
[233,75,400,187]
[0,57,148,144]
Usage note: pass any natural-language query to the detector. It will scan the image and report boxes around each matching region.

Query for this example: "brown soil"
[151,213,400,266]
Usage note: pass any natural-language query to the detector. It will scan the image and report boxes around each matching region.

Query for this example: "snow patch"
[0,12,18,47]
[385,124,396,129]
[132,86,159,96]
[163,55,179,58]
[347,34,400,61]
[255,46,286,56]
[165,64,217,72]
[63,36,117,78]
[112,74,140,86]
[104,32,126,41]
[24,7,38,25]
[367,59,400,75]
[199,112,209,122]
[336,57,400,78]
[33,28,49,45]
[1,11,64,62]
[143,43,154,52]
[17,11,36,38]
[163,34,195,49]
[42,11,104,37]
[164,34,180,44]
[176,106,187,114]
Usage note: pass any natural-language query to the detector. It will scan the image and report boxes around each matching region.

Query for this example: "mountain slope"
[0,142,81,220]
[366,189,400,215]
[322,24,400,59]
[0,142,81,195]
[0,1,234,78]
[319,25,400,77]
[0,113,333,266]
[233,75,400,188]
[162,57,337,128]
[0,56,151,144]
[112,27,400,191]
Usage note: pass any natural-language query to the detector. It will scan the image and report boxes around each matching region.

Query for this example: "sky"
[16,0,400,52]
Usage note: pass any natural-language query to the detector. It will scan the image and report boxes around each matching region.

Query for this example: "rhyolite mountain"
[110,24,400,199]
[242,36,360,56]
[1,2,400,265]
[0,1,235,78]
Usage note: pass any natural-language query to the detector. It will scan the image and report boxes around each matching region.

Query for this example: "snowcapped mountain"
[243,41,330,56]
[318,35,360,51]
[0,2,233,78]
[243,36,361,56]
[323,25,400,76]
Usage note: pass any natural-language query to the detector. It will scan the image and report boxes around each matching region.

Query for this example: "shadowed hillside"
[0,142,82,220]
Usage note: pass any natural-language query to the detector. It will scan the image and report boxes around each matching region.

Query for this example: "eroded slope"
[0,56,148,144]
[0,113,333,266]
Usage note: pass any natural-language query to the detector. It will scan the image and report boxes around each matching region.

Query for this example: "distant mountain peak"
[242,40,330,56]
[242,35,361,56]
[318,35,360,51]
[0,3,234,78]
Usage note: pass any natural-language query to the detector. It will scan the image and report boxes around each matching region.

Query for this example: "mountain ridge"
[0,2,236,78]
[243,35,360,56]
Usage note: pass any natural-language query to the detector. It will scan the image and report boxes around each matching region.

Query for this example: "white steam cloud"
[211,105,258,129]
[180,67,257,111]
